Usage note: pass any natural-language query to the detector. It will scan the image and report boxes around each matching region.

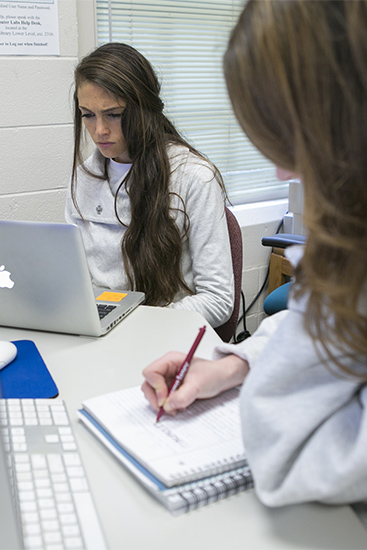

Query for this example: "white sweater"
[65,145,234,328]
[215,247,367,508]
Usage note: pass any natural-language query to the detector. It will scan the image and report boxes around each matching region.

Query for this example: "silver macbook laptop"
[0,220,145,336]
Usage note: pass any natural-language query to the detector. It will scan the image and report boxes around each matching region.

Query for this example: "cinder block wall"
[0,0,78,222]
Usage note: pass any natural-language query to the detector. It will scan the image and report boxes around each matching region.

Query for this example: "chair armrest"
[261,233,306,249]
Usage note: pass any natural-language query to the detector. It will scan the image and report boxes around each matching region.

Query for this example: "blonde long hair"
[224,0,367,375]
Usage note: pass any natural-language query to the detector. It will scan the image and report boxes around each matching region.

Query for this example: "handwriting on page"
[85,386,245,480]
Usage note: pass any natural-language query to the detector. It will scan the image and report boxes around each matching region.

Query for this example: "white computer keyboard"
[0,398,107,550]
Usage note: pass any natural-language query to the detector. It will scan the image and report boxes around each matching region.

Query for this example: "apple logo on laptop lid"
[0,265,14,289]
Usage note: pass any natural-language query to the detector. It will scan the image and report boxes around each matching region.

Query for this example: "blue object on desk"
[0,340,58,398]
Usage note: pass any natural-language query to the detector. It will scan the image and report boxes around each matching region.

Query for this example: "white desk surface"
[1,306,366,550]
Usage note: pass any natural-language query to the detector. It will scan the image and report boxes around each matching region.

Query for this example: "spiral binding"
[166,467,254,514]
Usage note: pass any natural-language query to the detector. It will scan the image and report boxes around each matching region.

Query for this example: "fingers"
[141,381,160,411]
[164,380,201,414]
[142,351,186,410]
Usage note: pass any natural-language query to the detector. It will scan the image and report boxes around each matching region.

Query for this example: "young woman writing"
[142,0,367,510]
[65,43,234,328]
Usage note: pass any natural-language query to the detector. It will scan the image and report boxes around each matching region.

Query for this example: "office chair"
[262,233,306,315]
[215,208,243,342]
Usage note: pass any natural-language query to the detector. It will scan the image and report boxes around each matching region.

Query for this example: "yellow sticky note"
[96,291,128,303]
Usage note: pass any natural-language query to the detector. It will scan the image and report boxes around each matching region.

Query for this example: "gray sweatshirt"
[216,247,367,508]
[65,145,234,328]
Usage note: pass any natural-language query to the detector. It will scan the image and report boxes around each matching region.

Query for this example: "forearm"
[208,354,249,394]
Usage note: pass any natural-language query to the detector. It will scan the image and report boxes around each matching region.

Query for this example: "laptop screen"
[0,381,24,549]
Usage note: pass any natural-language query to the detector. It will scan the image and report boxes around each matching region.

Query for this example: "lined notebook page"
[82,386,246,486]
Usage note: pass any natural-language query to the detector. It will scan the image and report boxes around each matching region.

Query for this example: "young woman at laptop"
[65,43,234,329]
[142,0,367,513]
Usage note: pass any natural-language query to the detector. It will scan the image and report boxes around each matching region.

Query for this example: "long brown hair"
[72,42,226,305]
[224,0,367,375]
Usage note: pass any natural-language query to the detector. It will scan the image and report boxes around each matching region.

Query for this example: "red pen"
[156,325,206,423]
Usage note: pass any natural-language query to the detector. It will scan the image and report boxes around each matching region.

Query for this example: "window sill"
[230,199,288,229]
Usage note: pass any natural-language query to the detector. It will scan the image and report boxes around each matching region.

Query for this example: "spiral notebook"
[78,386,253,514]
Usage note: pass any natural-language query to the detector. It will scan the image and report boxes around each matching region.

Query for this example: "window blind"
[95,0,289,205]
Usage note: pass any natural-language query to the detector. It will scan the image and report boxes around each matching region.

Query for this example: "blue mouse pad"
[0,340,59,399]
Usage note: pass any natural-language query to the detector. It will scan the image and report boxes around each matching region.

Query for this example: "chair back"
[215,208,243,342]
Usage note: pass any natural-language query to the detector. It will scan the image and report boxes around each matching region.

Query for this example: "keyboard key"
[22,512,39,524]
[65,536,84,548]
[11,427,25,435]
[63,454,81,466]
[59,427,72,436]
[33,469,49,479]
[54,484,70,494]
[55,493,72,504]
[12,436,27,446]
[62,525,80,537]
[44,532,62,544]
[20,502,38,513]
[9,419,22,427]
[35,478,51,489]
[25,418,39,426]
[52,414,69,426]
[19,493,36,503]
[69,478,88,492]
[23,411,37,418]
[45,434,60,444]
[59,514,78,526]
[15,463,31,473]
[42,520,61,532]
[13,443,28,451]
[66,467,84,478]
[31,455,47,469]
[14,453,30,463]
[40,508,58,520]
[36,488,53,498]
[52,473,67,483]
[47,454,64,473]
[23,523,41,536]
[61,435,75,443]
[38,498,56,510]
[63,443,77,451]
[18,481,34,491]
[24,535,43,548]
[57,503,74,514]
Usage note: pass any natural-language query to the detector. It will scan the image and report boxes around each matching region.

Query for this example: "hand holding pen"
[141,325,249,419]
[156,326,206,423]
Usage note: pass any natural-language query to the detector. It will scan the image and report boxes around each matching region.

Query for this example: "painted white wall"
[0,0,289,333]
[232,200,288,336]
[0,0,78,222]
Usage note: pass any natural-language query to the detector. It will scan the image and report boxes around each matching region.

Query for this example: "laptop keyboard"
[0,399,107,550]
[97,304,117,320]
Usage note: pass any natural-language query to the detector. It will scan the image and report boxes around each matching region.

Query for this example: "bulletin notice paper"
[0,0,59,55]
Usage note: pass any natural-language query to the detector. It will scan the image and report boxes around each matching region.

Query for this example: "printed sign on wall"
[0,0,59,55]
